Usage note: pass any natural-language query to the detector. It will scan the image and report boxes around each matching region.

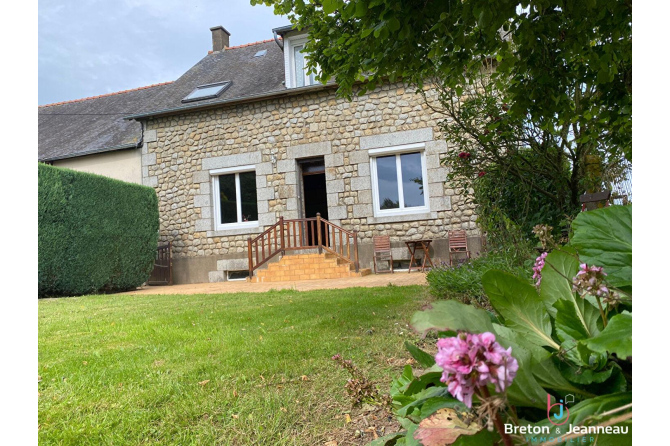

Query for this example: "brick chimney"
[210,26,230,52]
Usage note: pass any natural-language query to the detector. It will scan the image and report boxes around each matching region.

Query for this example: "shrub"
[426,254,531,308]
[38,164,159,297]
[376,205,632,445]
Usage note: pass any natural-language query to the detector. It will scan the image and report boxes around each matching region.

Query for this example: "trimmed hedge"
[38,163,159,297]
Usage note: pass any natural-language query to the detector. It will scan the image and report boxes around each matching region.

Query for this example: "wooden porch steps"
[247,253,371,283]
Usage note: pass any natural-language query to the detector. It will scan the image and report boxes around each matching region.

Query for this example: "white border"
[369,143,430,217]
[210,165,259,231]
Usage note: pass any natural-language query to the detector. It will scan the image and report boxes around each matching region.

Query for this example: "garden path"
[123,272,427,295]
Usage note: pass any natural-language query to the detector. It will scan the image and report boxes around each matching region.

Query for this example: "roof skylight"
[182,81,232,103]
[254,49,267,58]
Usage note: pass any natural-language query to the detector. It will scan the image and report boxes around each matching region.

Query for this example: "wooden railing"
[247,213,359,277]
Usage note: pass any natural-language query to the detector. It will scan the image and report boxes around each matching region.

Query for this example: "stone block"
[359,128,433,150]
[257,187,275,201]
[142,153,157,166]
[430,196,451,211]
[193,194,211,208]
[144,129,157,143]
[258,213,277,226]
[284,171,298,185]
[324,153,344,168]
[278,185,296,199]
[142,176,158,187]
[201,152,262,170]
[328,205,348,220]
[357,162,371,177]
[428,182,444,197]
[352,203,373,218]
[351,176,371,191]
[256,162,274,175]
[358,189,372,204]
[327,193,340,207]
[276,159,296,173]
[208,271,225,283]
[425,139,448,154]
[195,218,213,232]
[287,141,331,159]
[217,258,249,271]
[349,150,370,164]
[326,179,345,193]
[192,170,211,183]
[199,181,211,195]
[286,197,298,211]
[427,168,448,184]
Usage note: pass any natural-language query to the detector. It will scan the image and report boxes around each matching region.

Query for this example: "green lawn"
[39,285,430,445]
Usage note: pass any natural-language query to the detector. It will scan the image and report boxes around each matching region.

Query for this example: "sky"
[38,0,289,105]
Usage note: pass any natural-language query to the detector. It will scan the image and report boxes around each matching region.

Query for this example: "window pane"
[400,152,425,207]
[239,171,258,222]
[376,155,400,210]
[294,45,305,87]
[218,174,237,224]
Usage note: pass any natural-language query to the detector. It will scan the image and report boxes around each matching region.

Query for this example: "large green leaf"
[404,341,436,368]
[540,247,581,315]
[541,247,602,342]
[410,300,494,335]
[492,325,554,409]
[585,312,632,358]
[553,298,602,343]
[570,206,632,287]
[494,325,588,398]
[483,270,560,350]
[367,432,406,446]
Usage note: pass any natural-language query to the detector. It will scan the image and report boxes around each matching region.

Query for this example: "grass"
[39,285,429,445]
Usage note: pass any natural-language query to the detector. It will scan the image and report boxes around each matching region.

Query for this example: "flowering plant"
[380,206,632,446]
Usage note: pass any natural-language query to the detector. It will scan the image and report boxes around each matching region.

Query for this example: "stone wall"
[141,83,479,283]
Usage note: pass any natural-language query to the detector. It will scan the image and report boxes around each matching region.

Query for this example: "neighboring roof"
[38,82,172,162]
[39,35,325,160]
[129,39,287,120]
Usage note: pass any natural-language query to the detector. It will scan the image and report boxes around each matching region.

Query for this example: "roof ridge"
[207,37,281,54]
[38,81,174,108]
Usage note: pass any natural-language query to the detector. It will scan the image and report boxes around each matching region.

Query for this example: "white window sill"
[367,211,437,225]
[373,206,430,218]
[208,222,260,237]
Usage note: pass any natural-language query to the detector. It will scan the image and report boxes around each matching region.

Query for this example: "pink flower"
[435,332,518,408]
[458,152,471,159]
[532,252,548,287]
[572,263,609,298]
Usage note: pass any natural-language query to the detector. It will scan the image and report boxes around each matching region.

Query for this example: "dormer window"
[182,81,232,103]
[291,41,316,87]
[287,37,318,88]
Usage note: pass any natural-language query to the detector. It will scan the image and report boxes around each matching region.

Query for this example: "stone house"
[40,25,483,284]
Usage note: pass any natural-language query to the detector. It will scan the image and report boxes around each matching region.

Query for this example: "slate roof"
[139,39,287,116]
[39,38,290,161]
[38,82,173,161]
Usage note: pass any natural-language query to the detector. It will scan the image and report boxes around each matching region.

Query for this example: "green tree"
[253,0,631,232]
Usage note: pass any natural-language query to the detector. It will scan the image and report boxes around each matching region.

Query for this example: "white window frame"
[210,165,259,231]
[288,36,318,88]
[369,143,430,217]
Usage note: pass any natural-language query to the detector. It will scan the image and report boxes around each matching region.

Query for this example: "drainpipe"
[273,30,284,51]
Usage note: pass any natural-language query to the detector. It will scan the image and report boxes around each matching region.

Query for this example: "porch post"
[316,212,322,254]
[279,216,285,256]
[247,237,253,277]
[353,230,359,272]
